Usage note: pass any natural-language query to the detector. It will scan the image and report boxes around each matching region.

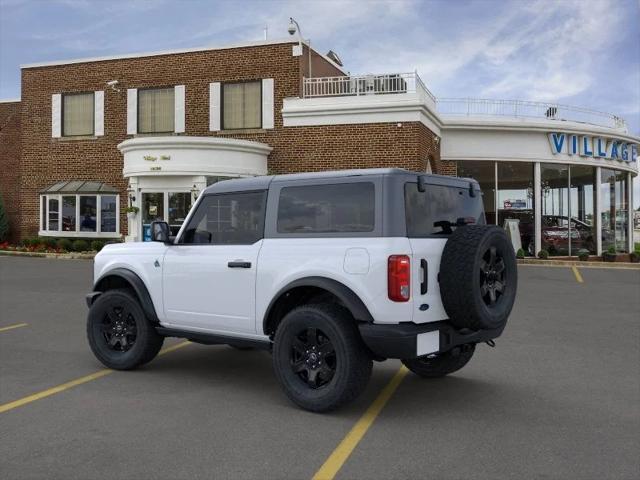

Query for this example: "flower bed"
[0,237,123,254]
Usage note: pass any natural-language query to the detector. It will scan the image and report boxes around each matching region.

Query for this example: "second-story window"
[222,81,261,130]
[138,87,175,133]
[63,92,94,136]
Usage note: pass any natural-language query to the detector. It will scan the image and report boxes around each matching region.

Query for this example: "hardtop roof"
[202,168,478,195]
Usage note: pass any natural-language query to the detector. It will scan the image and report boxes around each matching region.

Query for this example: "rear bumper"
[358,321,504,359]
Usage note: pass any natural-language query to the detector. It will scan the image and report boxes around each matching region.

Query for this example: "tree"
[0,193,9,242]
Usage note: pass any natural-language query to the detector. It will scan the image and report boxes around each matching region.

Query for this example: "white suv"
[86,169,517,412]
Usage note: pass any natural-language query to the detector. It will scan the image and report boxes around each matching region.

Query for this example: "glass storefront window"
[497,162,534,255]
[101,195,117,233]
[569,166,596,254]
[457,161,496,225]
[48,197,59,231]
[79,196,97,232]
[62,196,76,232]
[602,169,629,253]
[40,193,119,236]
[168,192,192,236]
[541,164,569,255]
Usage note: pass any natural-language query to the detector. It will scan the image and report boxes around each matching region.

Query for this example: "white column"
[125,177,140,242]
[628,172,634,253]
[534,162,541,256]
[595,167,602,256]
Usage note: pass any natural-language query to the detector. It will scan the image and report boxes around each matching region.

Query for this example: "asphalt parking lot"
[0,257,638,480]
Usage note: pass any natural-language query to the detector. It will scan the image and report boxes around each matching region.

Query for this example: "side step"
[156,327,272,351]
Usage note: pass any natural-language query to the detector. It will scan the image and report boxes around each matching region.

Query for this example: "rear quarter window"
[405,182,485,236]
[277,182,375,234]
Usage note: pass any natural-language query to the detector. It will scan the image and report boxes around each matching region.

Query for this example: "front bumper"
[358,321,504,360]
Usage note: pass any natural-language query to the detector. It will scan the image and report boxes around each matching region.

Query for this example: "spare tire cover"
[439,225,517,330]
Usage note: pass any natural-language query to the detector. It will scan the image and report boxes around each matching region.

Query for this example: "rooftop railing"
[301,73,626,131]
[303,72,436,102]
[436,98,626,130]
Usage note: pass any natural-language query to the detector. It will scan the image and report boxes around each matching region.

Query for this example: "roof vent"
[326,50,343,67]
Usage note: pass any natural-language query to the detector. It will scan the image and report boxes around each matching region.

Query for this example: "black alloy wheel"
[100,304,138,352]
[290,327,337,389]
[480,246,506,306]
[87,289,164,370]
[272,304,372,412]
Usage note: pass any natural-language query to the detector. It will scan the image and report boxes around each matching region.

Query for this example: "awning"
[40,181,119,194]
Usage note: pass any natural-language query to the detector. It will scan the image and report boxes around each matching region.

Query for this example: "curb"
[517,258,640,269]
[0,250,95,260]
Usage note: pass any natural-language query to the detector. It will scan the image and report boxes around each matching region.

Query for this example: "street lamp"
[288,17,312,81]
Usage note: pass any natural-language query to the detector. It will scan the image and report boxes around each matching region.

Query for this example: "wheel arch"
[91,268,159,324]
[262,276,374,337]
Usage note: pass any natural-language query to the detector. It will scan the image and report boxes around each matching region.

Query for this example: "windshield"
[404,182,485,236]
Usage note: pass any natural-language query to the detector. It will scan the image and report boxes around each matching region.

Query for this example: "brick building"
[0,37,637,254]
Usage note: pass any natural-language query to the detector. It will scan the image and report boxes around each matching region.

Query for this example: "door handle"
[228,261,251,268]
[420,259,428,294]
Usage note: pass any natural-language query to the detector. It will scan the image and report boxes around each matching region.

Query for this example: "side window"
[180,191,266,245]
[277,183,375,234]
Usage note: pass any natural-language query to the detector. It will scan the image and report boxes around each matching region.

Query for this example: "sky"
[0,0,639,205]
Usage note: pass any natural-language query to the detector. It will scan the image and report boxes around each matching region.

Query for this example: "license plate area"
[416,330,440,356]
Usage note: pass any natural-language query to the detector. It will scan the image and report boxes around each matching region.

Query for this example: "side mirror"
[151,221,171,243]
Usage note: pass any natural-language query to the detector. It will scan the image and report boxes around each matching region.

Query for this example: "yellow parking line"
[0,340,190,414]
[571,266,584,283]
[0,323,28,333]
[312,366,409,480]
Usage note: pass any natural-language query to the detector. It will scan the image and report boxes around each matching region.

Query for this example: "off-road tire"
[439,225,517,330]
[402,345,475,378]
[272,304,372,412]
[87,289,164,370]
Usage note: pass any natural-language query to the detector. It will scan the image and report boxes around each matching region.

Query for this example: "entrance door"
[162,190,267,333]
[141,192,192,241]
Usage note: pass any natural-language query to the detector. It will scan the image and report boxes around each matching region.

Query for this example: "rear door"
[404,179,485,323]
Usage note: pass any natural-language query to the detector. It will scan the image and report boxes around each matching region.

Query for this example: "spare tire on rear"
[439,225,517,331]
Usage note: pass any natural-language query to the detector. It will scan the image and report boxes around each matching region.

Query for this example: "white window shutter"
[174,85,185,133]
[94,90,104,136]
[51,94,62,138]
[127,88,137,135]
[209,82,221,131]
[262,78,274,129]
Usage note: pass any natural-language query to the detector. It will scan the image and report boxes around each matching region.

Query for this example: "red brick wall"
[17,41,440,240]
[0,101,21,242]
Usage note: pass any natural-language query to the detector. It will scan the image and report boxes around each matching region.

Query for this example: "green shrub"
[630,252,640,263]
[516,248,525,259]
[41,237,58,249]
[0,193,9,242]
[57,238,73,252]
[90,240,105,252]
[72,239,89,252]
[22,237,38,247]
[537,249,549,260]
[577,249,590,261]
[607,245,616,254]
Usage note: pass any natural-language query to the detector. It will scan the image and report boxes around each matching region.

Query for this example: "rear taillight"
[388,255,410,302]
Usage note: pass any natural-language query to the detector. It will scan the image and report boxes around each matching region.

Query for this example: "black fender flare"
[90,268,159,324]
[262,276,374,335]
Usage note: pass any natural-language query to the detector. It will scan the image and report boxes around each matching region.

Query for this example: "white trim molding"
[262,78,275,129]
[174,85,186,133]
[118,136,271,178]
[127,88,137,135]
[209,82,221,131]
[94,90,104,136]
[51,94,62,138]
[282,93,442,136]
